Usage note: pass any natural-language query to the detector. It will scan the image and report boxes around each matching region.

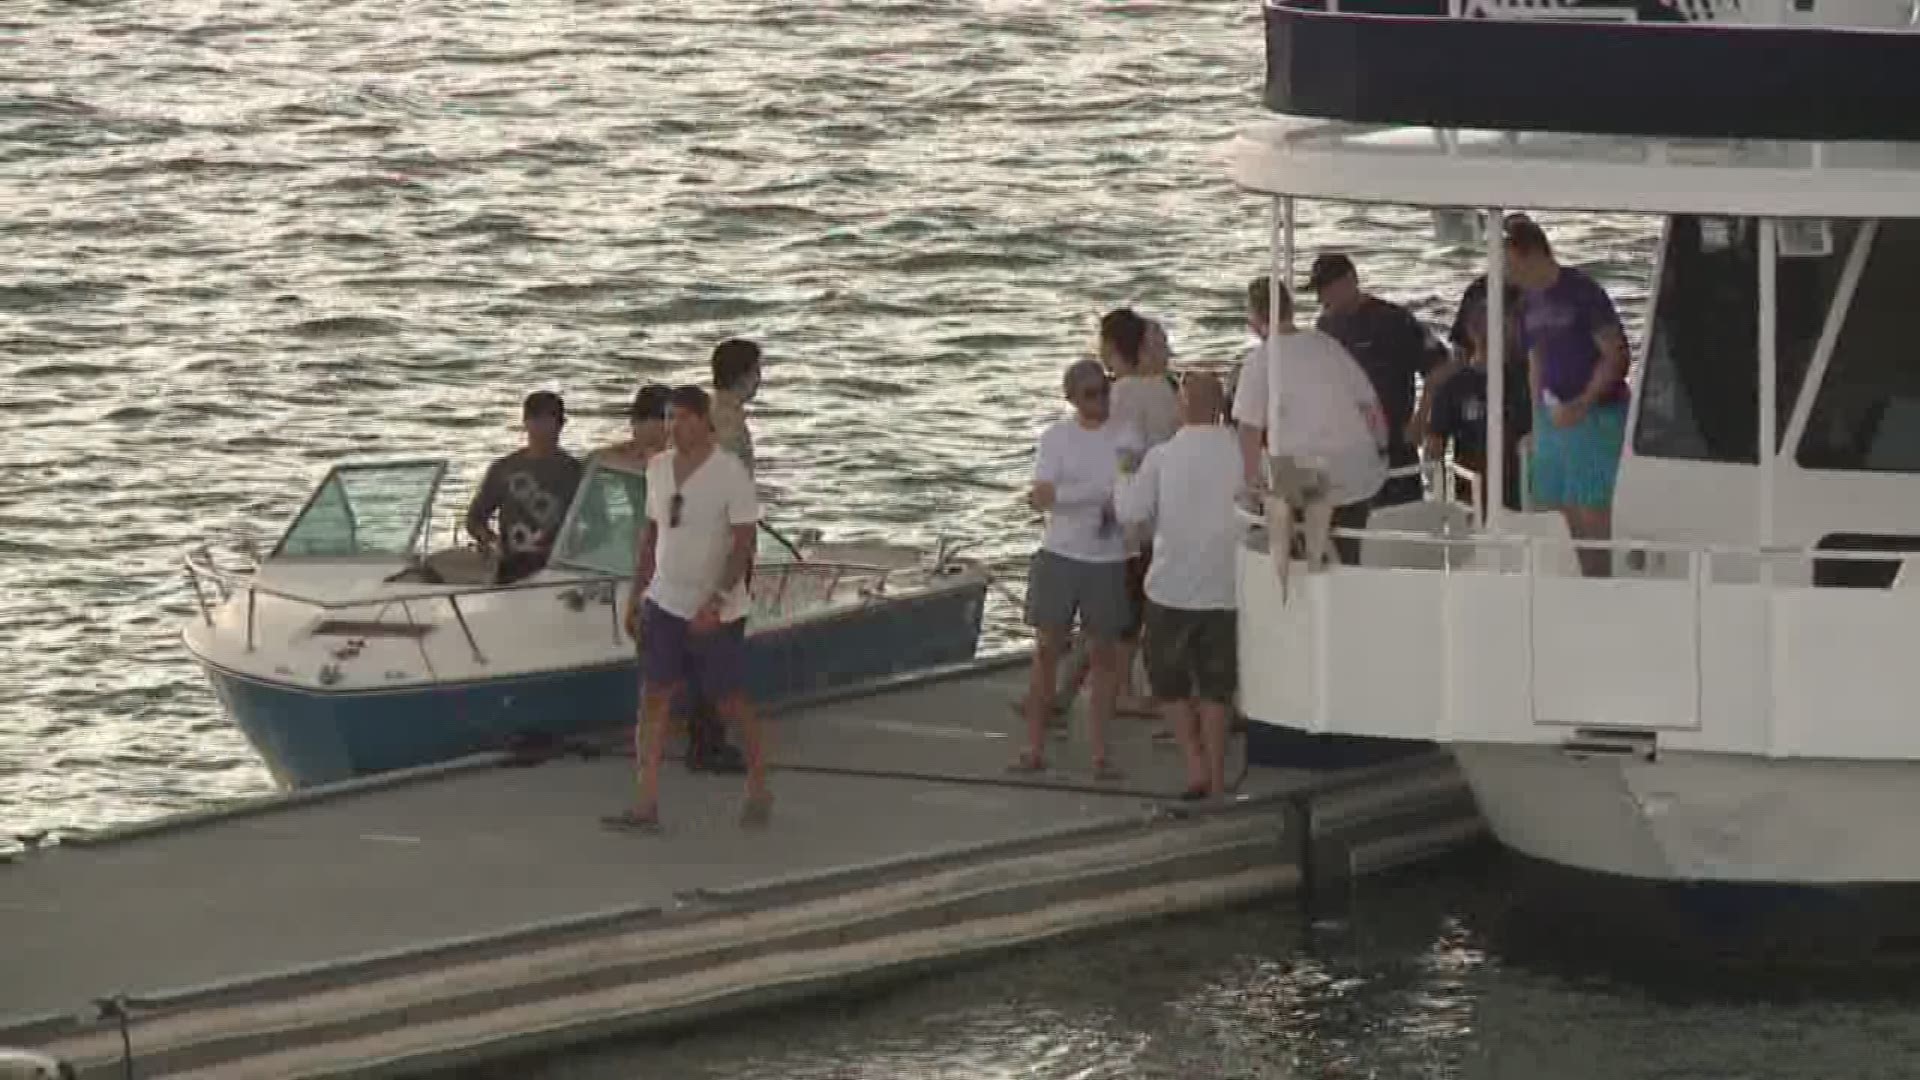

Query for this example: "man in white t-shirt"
[1232,280,1387,572]
[1013,359,1132,782]
[608,385,769,832]
[1115,372,1241,801]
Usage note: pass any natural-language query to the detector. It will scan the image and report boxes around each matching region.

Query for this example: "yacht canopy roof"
[1226,119,1920,218]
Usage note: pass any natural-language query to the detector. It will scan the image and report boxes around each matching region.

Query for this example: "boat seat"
[415,546,497,586]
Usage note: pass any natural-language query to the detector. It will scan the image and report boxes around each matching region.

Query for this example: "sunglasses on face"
[1074,384,1110,402]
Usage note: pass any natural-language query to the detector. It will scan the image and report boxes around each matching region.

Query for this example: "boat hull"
[195,582,988,789]
[1452,742,1920,885]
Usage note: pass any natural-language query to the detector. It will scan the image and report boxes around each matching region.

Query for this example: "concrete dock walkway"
[1,655,1481,1079]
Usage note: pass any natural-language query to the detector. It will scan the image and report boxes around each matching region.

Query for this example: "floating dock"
[1,655,1482,1079]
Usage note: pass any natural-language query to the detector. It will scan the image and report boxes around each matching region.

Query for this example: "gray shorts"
[1024,548,1132,642]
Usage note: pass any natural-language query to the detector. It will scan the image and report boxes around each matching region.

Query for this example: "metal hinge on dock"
[1561,728,1657,761]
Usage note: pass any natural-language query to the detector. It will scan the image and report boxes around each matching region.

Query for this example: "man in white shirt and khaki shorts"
[1015,358,1133,783]
[1232,280,1388,577]
[1116,372,1242,800]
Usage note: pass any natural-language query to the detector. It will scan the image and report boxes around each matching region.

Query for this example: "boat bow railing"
[182,547,939,665]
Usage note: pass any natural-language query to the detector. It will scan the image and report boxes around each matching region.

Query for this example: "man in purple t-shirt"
[1506,217,1631,578]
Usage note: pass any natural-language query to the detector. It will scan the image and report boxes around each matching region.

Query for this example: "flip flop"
[1091,761,1125,783]
[1006,752,1048,775]
[1178,786,1209,802]
[600,808,660,834]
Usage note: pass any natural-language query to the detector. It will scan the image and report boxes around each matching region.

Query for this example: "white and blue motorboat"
[182,455,990,788]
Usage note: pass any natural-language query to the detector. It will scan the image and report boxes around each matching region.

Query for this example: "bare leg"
[1165,697,1206,792]
[1265,494,1295,601]
[1303,498,1336,572]
[634,686,676,817]
[717,692,771,825]
[1087,637,1120,772]
[1116,636,1155,716]
[1564,505,1613,579]
[1023,627,1066,765]
[1197,699,1231,798]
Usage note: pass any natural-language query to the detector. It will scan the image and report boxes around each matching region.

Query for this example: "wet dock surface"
[1,658,1309,1024]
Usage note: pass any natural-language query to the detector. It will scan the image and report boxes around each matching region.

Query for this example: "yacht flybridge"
[1230,0,1920,887]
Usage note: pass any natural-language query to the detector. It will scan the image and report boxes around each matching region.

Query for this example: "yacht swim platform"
[1,655,1480,1080]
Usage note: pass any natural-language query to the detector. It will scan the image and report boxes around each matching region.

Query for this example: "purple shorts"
[640,600,748,703]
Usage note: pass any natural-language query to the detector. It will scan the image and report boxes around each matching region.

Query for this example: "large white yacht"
[1229,0,1920,892]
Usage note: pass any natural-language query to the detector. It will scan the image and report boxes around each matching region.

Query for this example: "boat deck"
[0,657,1480,1079]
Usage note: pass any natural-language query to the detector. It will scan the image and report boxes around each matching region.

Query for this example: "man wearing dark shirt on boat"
[465,390,584,584]
[1306,253,1449,508]
[1425,297,1530,513]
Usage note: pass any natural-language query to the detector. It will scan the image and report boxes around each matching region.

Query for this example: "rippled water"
[467,854,1920,1079]
[0,0,1658,839]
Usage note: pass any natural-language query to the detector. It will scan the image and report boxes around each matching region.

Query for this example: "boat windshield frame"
[269,457,448,562]
[548,452,649,577]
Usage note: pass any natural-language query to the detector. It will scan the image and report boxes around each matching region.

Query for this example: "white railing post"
[1486,206,1508,529]
[1758,216,1780,757]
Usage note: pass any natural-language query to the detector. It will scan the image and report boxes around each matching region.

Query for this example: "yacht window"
[275,462,443,559]
[1796,220,1920,473]
[1631,216,1845,463]
[551,462,646,576]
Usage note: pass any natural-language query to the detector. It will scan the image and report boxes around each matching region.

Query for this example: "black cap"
[1303,253,1356,293]
[628,383,671,421]
[522,390,566,420]
[668,384,711,418]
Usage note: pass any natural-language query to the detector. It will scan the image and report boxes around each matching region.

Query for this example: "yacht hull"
[1447,743,1920,959]
[1453,742,1920,885]
[192,582,987,789]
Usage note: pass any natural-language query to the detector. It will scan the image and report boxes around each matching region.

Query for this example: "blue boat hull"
[199,583,987,789]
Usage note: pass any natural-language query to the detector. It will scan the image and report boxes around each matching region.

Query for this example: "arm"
[1406,318,1456,445]
[714,523,755,601]
[623,518,659,638]
[1113,447,1160,526]
[631,520,659,599]
[464,462,502,547]
[1231,342,1270,488]
[696,463,760,626]
[1238,424,1266,490]
[1576,323,1630,409]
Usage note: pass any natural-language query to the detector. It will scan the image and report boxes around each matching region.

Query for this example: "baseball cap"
[522,390,566,420]
[1062,358,1108,397]
[1303,253,1356,293]
[628,383,671,421]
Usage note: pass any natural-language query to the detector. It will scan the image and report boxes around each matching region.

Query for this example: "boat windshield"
[551,457,647,577]
[273,460,446,559]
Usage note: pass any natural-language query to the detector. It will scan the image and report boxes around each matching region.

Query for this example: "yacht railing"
[1239,503,1920,756]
